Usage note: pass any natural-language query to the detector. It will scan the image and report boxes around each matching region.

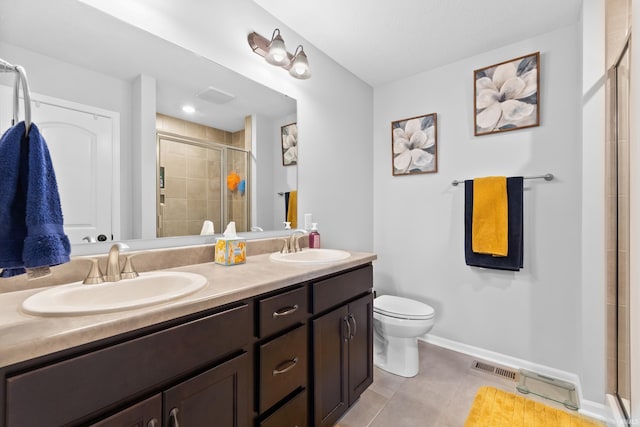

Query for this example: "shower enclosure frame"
[155,132,251,238]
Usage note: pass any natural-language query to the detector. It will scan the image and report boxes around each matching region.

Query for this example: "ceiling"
[253,0,583,87]
[0,0,296,132]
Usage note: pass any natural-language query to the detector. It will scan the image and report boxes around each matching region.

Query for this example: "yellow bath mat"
[464,386,605,427]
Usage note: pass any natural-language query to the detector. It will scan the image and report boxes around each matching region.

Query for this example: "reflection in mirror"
[0,0,297,253]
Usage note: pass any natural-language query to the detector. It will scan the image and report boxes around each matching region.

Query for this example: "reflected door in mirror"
[0,87,117,244]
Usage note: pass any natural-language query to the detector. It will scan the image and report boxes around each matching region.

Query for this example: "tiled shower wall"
[156,114,248,236]
[604,0,631,398]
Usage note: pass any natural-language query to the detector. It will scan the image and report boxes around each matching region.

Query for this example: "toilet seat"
[374,295,434,320]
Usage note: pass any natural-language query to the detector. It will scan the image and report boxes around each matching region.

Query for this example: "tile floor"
[336,341,576,427]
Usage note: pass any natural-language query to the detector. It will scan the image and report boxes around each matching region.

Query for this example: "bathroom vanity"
[0,248,375,427]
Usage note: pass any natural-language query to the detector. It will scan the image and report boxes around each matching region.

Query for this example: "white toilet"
[373,295,435,377]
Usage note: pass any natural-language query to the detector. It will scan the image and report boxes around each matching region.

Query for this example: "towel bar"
[0,57,32,136]
[451,173,554,187]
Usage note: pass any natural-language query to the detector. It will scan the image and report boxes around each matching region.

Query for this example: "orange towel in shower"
[472,177,508,256]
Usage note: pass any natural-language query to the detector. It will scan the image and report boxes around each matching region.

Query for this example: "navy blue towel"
[0,122,71,277]
[464,177,524,271]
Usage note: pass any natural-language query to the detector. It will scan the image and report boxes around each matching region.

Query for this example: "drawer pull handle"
[148,419,159,427]
[343,316,351,342]
[272,304,299,318]
[348,313,357,340]
[169,408,180,427]
[273,357,299,375]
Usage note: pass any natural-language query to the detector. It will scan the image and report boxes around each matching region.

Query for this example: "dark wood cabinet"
[89,394,161,427]
[312,304,349,427]
[347,293,374,404]
[1,263,374,427]
[259,389,308,427]
[312,292,374,427]
[164,353,249,427]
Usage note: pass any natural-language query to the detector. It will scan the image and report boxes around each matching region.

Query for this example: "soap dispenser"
[309,223,320,248]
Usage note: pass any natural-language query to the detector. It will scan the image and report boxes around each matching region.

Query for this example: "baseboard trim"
[420,334,613,424]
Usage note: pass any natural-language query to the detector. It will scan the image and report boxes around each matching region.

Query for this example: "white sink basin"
[269,248,351,265]
[22,271,207,316]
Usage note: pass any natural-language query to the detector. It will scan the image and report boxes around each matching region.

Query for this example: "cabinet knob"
[169,408,180,427]
[272,304,299,318]
[272,357,299,376]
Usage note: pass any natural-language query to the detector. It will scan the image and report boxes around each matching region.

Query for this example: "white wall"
[0,41,135,240]
[252,112,297,231]
[80,0,374,252]
[373,23,594,394]
[270,112,297,231]
[580,0,606,406]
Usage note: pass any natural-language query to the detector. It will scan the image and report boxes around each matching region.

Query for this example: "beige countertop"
[0,251,376,369]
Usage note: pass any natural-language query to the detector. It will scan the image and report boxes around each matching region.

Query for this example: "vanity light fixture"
[248,29,311,79]
[288,45,311,79]
[264,29,289,66]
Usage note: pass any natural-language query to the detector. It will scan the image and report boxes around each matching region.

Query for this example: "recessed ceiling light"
[182,105,196,113]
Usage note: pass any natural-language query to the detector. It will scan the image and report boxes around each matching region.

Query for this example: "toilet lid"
[374,295,434,320]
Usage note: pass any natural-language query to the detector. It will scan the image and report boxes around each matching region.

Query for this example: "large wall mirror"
[0,0,297,254]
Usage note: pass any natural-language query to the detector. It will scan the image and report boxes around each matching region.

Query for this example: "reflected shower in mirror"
[0,0,297,248]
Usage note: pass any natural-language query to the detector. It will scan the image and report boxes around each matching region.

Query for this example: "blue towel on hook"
[0,122,71,277]
[464,177,524,271]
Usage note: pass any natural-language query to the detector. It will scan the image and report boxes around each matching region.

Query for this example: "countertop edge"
[0,252,376,368]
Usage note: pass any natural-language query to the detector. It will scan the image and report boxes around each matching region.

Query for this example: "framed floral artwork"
[474,52,540,136]
[391,113,437,176]
[281,122,298,166]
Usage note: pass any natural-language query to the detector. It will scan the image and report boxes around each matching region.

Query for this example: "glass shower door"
[157,136,224,237]
[614,38,631,420]
[225,148,249,232]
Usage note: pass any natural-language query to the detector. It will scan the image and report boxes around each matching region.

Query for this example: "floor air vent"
[471,360,518,381]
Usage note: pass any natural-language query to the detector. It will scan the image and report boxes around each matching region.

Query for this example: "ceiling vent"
[196,86,236,104]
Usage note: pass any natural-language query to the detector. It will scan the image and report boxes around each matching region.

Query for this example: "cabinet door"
[312,305,349,427]
[347,293,374,405]
[90,394,161,427]
[163,352,249,427]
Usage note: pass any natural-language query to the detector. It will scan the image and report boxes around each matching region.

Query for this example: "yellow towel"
[472,176,508,256]
[287,190,297,228]
[465,386,605,427]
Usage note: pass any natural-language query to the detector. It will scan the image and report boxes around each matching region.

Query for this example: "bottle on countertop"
[309,223,320,248]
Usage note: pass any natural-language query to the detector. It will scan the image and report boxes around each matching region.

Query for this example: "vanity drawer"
[312,265,373,314]
[6,304,251,427]
[258,286,308,338]
[260,389,308,427]
[259,325,307,412]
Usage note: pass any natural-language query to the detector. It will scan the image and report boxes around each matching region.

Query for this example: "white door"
[0,86,118,244]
